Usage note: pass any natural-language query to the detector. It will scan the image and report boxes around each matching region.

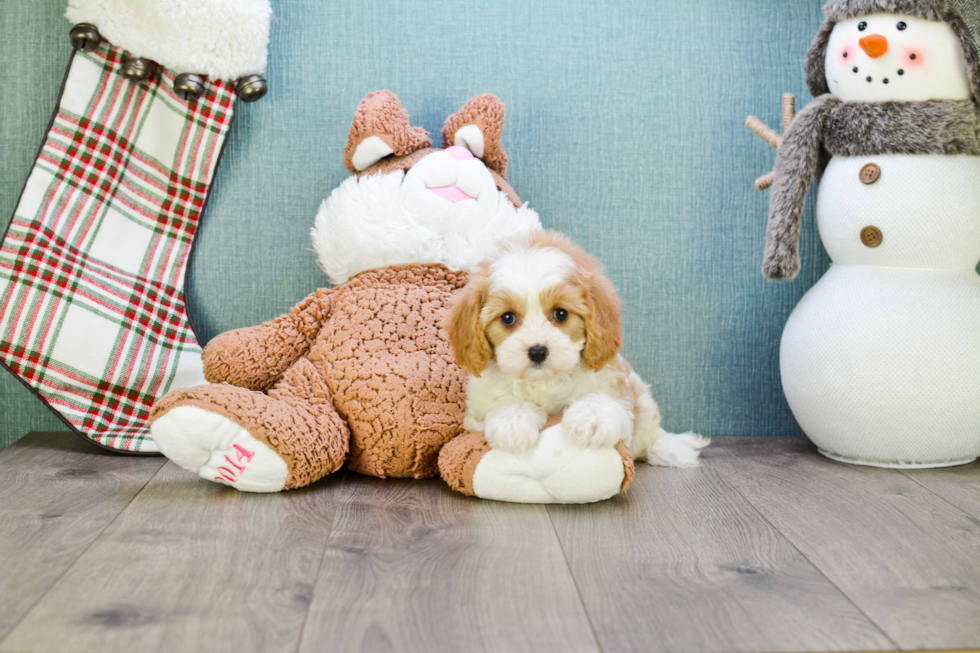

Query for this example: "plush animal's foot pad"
[439,421,634,504]
[646,432,710,468]
[150,406,288,492]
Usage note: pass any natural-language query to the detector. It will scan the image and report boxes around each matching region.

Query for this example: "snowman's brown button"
[861,226,882,248]
[860,163,881,184]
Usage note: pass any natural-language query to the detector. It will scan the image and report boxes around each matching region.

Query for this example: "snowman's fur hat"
[806,0,980,103]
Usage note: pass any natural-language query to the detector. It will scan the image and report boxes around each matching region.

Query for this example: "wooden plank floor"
[0,433,977,653]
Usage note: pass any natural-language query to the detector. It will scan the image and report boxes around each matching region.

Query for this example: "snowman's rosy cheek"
[903,47,925,68]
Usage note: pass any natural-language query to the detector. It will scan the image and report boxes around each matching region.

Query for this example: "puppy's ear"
[441,94,508,178]
[580,263,623,372]
[446,269,493,377]
[344,90,432,173]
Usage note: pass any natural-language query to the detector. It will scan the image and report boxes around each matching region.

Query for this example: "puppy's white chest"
[465,363,623,428]
[509,380,576,412]
[504,370,611,413]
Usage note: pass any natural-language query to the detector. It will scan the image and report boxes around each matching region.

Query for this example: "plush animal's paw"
[439,422,633,504]
[563,394,632,449]
[646,432,710,468]
[150,406,289,492]
[484,402,548,453]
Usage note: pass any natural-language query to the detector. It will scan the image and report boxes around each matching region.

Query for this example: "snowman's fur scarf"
[763,95,839,280]
[807,0,980,102]
[823,100,980,155]
[762,95,980,280]
[312,171,542,286]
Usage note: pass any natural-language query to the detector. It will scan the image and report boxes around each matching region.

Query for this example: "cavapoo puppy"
[447,230,708,467]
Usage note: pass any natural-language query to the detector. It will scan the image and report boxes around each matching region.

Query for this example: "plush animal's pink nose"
[446,145,474,160]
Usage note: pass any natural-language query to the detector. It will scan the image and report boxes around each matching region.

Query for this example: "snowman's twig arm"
[755,171,776,190]
[746,93,797,190]
[762,94,839,280]
[746,117,783,149]
[782,94,796,132]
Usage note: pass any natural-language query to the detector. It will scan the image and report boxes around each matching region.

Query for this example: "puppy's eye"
[500,312,517,327]
[897,21,907,30]
[552,308,568,323]
[858,21,868,31]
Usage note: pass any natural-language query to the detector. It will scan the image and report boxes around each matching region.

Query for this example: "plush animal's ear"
[579,263,623,372]
[441,94,508,178]
[344,90,432,173]
[446,268,493,377]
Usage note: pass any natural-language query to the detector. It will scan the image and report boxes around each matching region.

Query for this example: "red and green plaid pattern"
[0,40,236,452]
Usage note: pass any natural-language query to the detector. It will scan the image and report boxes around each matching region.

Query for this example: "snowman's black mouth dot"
[898,69,905,75]
[867,76,873,82]
[853,66,859,73]
[844,52,849,58]
[910,54,917,60]
[883,78,890,84]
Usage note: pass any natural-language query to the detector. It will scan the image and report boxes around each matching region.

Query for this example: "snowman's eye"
[897,21,907,30]
[858,21,868,31]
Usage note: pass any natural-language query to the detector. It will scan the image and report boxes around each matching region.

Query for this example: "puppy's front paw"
[485,403,547,453]
[563,395,632,449]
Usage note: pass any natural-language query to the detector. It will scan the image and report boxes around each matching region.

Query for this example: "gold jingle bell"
[69,23,101,52]
[173,73,206,102]
[236,75,268,102]
[121,57,153,81]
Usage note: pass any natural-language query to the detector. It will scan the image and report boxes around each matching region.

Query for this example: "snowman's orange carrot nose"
[859,34,889,58]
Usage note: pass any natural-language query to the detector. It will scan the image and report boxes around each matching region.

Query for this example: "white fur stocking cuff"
[65,0,272,81]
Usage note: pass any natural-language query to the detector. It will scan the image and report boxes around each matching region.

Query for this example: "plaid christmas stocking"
[0,3,271,453]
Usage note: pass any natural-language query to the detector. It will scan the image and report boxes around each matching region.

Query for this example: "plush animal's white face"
[311,149,541,286]
[825,14,971,102]
[401,146,506,221]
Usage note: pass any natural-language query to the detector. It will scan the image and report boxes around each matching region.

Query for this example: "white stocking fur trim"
[66,0,272,81]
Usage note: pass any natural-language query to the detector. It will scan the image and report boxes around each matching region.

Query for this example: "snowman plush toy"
[761,0,980,467]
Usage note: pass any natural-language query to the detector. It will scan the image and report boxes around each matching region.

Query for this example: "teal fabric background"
[0,0,829,449]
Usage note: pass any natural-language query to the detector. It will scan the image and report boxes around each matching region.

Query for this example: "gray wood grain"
[4,436,978,653]
[0,432,165,642]
[711,437,980,651]
[298,476,600,653]
[899,461,980,521]
[548,444,894,653]
[0,461,343,653]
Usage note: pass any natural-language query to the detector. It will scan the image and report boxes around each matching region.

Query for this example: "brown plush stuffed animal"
[149,91,541,492]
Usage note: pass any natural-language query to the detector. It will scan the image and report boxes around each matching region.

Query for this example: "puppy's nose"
[528,345,549,364]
